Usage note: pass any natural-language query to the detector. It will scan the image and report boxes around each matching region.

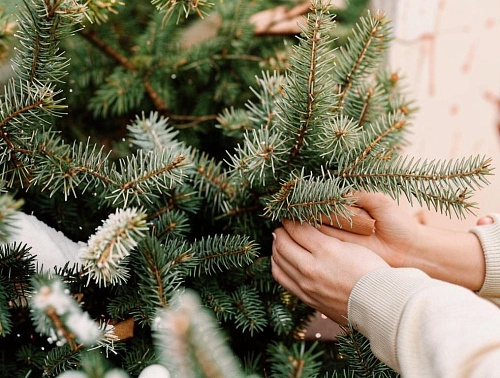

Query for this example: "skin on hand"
[477,216,494,226]
[319,192,486,291]
[271,219,388,325]
[320,191,419,268]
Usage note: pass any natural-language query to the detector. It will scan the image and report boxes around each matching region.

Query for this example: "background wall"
[372,0,500,230]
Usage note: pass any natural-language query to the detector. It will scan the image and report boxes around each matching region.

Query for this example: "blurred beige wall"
[372,0,500,230]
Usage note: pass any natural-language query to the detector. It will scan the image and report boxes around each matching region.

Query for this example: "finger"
[271,231,310,298]
[282,219,340,256]
[351,191,394,215]
[320,209,375,235]
[318,223,370,244]
[272,227,312,272]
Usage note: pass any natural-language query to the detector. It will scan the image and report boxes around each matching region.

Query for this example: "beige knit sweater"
[348,214,500,377]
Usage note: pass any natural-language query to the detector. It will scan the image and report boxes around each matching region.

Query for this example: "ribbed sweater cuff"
[469,213,500,298]
[347,267,434,372]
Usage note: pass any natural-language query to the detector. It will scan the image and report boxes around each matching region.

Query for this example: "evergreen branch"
[106,148,193,207]
[268,302,294,335]
[79,28,171,114]
[245,71,285,129]
[264,170,355,226]
[275,2,337,161]
[343,81,390,127]
[191,234,259,276]
[0,276,12,337]
[133,236,198,318]
[341,112,408,175]
[0,192,23,242]
[29,138,113,199]
[0,242,36,308]
[336,324,399,377]
[197,280,237,322]
[152,0,214,26]
[127,111,181,151]
[315,114,363,167]
[217,106,253,135]
[193,151,236,210]
[14,0,86,84]
[267,341,323,378]
[154,289,248,378]
[30,274,101,351]
[335,11,392,107]
[78,28,135,70]
[345,156,493,217]
[43,344,81,377]
[231,285,267,335]
[84,0,125,25]
[79,208,149,287]
[149,209,191,241]
[227,126,288,187]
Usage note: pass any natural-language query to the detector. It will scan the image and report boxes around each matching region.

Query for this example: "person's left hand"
[271,219,388,325]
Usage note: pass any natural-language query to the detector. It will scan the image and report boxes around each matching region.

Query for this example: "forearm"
[404,223,485,291]
[348,267,500,376]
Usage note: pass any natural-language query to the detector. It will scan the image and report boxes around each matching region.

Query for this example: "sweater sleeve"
[469,213,500,301]
[348,266,500,377]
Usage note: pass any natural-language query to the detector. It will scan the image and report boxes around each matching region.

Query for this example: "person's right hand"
[321,191,420,269]
[321,191,486,291]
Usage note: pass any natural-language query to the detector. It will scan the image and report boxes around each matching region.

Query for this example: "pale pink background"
[384,0,500,231]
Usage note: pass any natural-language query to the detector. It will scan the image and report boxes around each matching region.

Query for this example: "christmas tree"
[0,0,492,377]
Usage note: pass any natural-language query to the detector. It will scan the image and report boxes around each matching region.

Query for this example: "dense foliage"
[0,0,491,377]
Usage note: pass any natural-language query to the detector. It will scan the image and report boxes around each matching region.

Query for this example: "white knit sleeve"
[469,213,500,300]
[348,266,500,377]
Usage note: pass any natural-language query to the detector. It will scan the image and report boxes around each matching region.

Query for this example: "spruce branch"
[275,2,338,162]
[344,155,493,217]
[0,276,12,337]
[231,285,268,336]
[79,207,149,287]
[336,324,399,377]
[264,170,355,227]
[131,235,198,323]
[334,11,392,107]
[127,111,182,152]
[194,151,237,210]
[0,242,36,310]
[227,126,288,187]
[106,148,193,207]
[0,192,23,242]
[84,0,125,25]
[245,71,285,129]
[154,289,249,378]
[340,111,409,175]
[267,341,323,378]
[196,280,236,322]
[191,234,259,276]
[79,28,171,115]
[152,0,214,26]
[30,274,101,351]
[13,0,86,85]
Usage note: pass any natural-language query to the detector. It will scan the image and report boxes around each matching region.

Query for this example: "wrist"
[404,224,485,291]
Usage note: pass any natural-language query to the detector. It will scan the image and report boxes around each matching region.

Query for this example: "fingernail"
[272,232,276,241]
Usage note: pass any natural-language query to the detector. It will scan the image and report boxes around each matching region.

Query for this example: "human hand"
[321,191,420,268]
[322,192,486,291]
[271,219,388,325]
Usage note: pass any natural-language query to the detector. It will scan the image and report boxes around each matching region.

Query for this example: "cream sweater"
[348,214,500,377]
